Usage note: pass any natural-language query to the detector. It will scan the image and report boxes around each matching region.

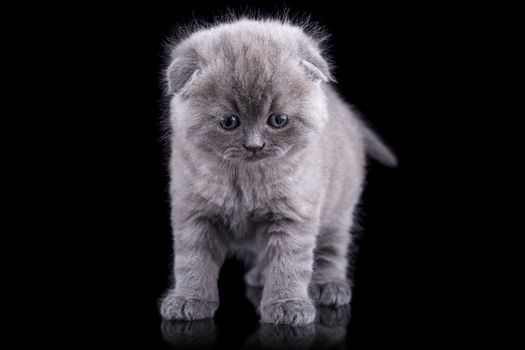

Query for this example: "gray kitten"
[160,18,397,326]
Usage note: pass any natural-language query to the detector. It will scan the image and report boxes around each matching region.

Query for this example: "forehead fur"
[183,19,325,62]
[166,19,333,101]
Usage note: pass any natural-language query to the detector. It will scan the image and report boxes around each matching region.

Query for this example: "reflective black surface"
[161,283,351,349]
[161,305,350,350]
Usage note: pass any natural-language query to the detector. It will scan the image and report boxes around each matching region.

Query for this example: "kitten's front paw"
[261,298,315,325]
[310,280,352,306]
[160,293,218,321]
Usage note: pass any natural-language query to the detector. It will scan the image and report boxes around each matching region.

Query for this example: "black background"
[14,0,498,348]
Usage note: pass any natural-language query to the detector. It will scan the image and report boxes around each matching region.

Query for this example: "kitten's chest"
[198,174,281,214]
[194,169,289,236]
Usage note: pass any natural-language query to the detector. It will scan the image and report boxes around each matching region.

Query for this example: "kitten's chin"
[223,154,267,162]
[221,152,274,162]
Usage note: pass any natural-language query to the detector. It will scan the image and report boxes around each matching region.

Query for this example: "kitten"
[160,17,397,325]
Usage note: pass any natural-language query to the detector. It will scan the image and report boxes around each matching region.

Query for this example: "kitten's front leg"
[160,219,226,321]
[260,220,317,325]
[310,223,353,306]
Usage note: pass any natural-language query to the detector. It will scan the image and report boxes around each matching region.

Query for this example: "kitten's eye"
[267,113,289,128]
[219,115,240,130]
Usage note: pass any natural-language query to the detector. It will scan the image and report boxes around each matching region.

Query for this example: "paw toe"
[261,298,315,325]
[160,293,217,320]
[311,280,352,306]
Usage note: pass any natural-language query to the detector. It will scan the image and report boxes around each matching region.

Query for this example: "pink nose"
[243,143,265,153]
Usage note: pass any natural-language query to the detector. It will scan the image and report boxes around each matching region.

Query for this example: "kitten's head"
[166,19,334,163]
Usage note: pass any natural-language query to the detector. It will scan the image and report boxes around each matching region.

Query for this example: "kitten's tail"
[362,125,398,167]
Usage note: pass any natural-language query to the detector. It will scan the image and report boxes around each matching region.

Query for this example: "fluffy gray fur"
[160,17,397,326]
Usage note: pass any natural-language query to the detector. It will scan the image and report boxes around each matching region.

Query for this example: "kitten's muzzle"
[243,143,266,153]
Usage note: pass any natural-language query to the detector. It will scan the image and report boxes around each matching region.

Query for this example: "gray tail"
[362,125,398,167]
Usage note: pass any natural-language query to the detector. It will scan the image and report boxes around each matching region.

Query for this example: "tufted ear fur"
[299,45,335,83]
[166,46,201,95]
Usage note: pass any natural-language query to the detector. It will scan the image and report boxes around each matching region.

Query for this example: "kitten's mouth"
[238,147,289,161]
[243,152,267,161]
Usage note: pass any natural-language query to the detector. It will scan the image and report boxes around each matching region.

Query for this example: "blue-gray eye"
[219,115,240,130]
[267,113,289,128]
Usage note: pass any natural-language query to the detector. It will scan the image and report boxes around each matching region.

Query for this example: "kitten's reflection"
[250,306,350,349]
[244,286,350,349]
[161,318,217,348]
[312,305,351,348]
[161,287,350,349]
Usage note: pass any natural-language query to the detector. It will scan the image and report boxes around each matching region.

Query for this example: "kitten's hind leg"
[244,263,265,287]
[310,222,354,306]
[243,240,266,288]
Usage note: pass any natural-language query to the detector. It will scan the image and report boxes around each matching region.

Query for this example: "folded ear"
[299,46,335,83]
[166,46,200,95]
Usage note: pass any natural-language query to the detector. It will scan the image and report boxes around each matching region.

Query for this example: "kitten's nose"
[243,143,265,153]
